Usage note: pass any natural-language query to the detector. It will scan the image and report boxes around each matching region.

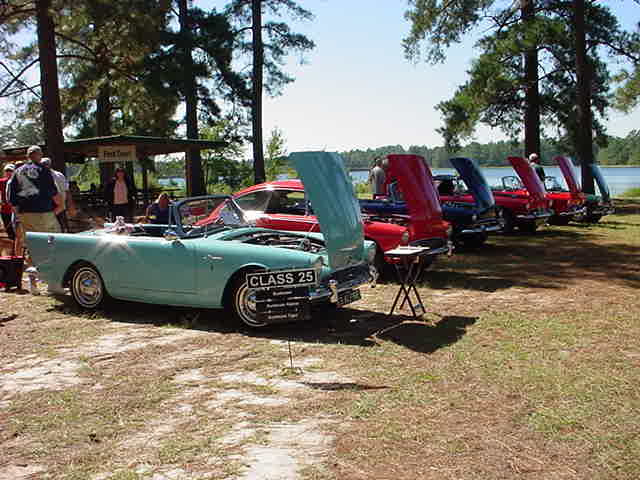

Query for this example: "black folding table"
[383,246,432,318]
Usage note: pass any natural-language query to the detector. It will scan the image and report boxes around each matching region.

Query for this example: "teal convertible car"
[26,152,377,328]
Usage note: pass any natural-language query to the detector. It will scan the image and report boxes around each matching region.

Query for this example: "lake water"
[350,166,640,197]
[158,177,186,188]
[159,166,640,197]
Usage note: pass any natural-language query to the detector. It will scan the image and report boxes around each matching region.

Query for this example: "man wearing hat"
[1,163,16,240]
[7,145,62,244]
[529,153,546,183]
[41,157,76,232]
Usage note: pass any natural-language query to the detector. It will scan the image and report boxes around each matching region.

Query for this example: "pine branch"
[0,58,40,98]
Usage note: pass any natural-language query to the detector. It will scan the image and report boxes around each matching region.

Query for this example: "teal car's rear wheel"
[231,276,267,329]
[70,264,108,309]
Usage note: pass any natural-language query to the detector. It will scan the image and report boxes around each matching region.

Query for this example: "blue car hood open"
[591,164,611,202]
[290,152,365,269]
[449,157,495,211]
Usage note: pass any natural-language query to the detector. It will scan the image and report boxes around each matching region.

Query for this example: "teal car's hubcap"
[73,267,103,308]
[235,282,266,328]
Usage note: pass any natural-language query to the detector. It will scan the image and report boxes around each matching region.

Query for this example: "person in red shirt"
[0,163,16,240]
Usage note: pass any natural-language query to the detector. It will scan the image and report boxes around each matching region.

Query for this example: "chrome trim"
[516,211,553,220]
[559,206,587,216]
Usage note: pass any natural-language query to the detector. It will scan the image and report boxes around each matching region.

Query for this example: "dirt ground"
[1,202,639,480]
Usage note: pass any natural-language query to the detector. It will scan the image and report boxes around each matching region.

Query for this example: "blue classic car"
[26,152,377,328]
[578,164,615,223]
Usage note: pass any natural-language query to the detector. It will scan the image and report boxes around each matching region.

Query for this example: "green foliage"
[621,187,640,198]
[403,1,637,159]
[226,0,315,97]
[264,126,287,180]
[200,121,253,192]
[339,135,639,171]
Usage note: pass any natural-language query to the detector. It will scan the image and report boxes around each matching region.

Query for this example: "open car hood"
[387,154,444,239]
[591,164,611,202]
[449,157,495,211]
[290,152,365,269]
[555,156,581,196]
[508,156,547,205]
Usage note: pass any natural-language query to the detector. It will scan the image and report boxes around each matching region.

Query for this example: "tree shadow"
[48,297,475,356]
[422,226,639,292]
[0,314,19,326]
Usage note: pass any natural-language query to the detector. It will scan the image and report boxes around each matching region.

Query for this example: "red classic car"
[360,154,453,249]
[544,156,587,225]
[233,180,412,269]
[491,156,554,233]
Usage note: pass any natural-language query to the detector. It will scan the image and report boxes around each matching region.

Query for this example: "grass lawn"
[1,200,639,479]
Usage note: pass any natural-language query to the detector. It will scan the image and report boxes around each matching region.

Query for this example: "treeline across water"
[340,131,640,170]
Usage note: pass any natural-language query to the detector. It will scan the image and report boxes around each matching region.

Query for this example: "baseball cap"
[3,163,15,171]
[27,145,42,156]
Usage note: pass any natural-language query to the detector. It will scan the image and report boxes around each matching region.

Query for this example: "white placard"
[98,145,136,163]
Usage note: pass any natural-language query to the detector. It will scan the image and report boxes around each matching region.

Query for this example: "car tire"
[519,221,538,234]
[501,208,516,234]
[462,232,488,248]
[70,264,109,310]
[230,274,268,329]
[549,215,571,226]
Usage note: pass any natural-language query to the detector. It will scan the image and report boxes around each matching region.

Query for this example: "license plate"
[246,268,317,290]
[337,288,361,306]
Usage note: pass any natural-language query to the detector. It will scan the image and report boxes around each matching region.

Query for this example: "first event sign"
[98,145,136,163]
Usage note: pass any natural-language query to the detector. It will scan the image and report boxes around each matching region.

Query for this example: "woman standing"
[104,167,136,221]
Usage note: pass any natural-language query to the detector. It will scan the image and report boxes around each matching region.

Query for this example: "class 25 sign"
[246,268,318,323]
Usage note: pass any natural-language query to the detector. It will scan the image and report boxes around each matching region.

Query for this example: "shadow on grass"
[48,296,475,355]
[423,226,640,292]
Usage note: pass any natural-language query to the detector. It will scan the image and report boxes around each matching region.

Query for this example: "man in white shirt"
[369,157,387,199]
[41,157,77,232]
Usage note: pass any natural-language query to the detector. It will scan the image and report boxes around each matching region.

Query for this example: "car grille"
[321,263,369,287]
[410,237,447,249]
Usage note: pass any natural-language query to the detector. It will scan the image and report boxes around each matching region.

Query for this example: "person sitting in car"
[146,192,171,224]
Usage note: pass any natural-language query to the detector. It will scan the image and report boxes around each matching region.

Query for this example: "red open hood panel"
[508,156,547,207]
[555,156,581,197]
[387,154,444,239]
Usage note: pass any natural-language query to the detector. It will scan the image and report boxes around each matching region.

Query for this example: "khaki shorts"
[17,211,61,240]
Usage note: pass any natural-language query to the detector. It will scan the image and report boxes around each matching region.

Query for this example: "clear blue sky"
[207,0,640,153]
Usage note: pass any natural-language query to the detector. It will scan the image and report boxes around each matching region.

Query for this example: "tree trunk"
[252,0,266,184]
[96,84,114,186]
[35,0,65,173]
[179,0,205,196]
[521,0,541,160]
[573,0,595,194]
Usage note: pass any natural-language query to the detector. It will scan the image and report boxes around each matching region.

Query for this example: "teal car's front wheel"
[70,264,108,309]
[231,277,268,329]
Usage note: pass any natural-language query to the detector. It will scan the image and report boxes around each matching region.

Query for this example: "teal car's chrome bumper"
[309,262,371,303]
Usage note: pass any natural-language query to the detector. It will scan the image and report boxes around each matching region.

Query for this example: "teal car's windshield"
[178,196,249,237]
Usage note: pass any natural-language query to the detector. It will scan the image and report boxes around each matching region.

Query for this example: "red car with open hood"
[491,156,554,233]
[360,154,452,249]
[544,156,587,225]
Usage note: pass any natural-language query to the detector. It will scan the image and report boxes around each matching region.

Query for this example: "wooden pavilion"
[0,135,227,204]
